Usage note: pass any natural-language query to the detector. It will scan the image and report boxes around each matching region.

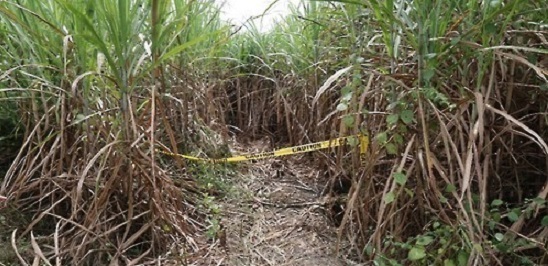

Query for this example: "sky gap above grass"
[217,0,301,32]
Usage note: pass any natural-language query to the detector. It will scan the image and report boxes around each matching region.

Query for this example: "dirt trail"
[196,138,358,266]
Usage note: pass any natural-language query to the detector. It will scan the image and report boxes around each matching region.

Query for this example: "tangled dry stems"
[221,29,548,263]
[0,78,204,265]
[0,1,546,265]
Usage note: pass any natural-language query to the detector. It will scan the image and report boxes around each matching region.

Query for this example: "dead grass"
[216,28,548,263]
[0,1,546,265]
[191,139,359,266]
[0,80,205,265]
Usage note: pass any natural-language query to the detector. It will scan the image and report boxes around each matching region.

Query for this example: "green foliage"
[394,172,407,186]
[190,163,238,241]
[375,97,414,155]
[374,195,546,265]
[373,222,471,266]
[408,246,426,261]
[488,198,547,262]
[542,216,548,227]
[187,162,236,194]
[201,193,222,239]
[384,192,395,204]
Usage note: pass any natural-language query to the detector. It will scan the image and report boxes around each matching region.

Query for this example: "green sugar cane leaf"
[159,30,222,63]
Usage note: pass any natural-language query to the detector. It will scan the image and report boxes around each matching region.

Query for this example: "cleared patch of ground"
[194,138,360,266]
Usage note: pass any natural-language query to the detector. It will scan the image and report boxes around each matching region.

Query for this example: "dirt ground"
[193,139,362,266]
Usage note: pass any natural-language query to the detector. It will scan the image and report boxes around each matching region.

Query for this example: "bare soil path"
[195,138,358,266]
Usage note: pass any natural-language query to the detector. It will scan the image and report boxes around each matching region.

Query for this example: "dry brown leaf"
[11,230,29,266]
[312,66,352,106]
[30,232,52,266]
[485,104,548,155]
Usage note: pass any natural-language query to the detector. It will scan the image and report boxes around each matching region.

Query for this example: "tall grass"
[0,0,230,264]
[1,0,546,264]
[219,0,548,264]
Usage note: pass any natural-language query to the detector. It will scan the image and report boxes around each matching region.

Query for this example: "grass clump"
[217,0,548,264]
[0,0,232,264]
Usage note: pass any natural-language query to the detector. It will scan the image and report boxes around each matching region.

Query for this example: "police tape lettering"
[291,143,322,153]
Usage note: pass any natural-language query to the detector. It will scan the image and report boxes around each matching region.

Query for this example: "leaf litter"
[193,137,360,266]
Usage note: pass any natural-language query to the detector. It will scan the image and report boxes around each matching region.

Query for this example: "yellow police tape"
[159,134,369,164]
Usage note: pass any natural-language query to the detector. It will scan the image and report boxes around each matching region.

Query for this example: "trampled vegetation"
[0,0,546,265]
